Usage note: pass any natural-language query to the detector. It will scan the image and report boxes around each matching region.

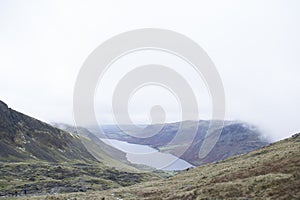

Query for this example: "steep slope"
[93,121,269,166]
[0,100,95,162]
[39,132,299,199]
[181,122,270,166]
[53,123,153,172]
[0,100,159,197]
[53,124,128,161]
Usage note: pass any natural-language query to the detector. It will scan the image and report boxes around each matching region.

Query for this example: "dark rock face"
[0,100,96,162]
[97,121,269,166]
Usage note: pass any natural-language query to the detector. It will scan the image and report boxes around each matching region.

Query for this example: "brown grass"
[13,133,300,200]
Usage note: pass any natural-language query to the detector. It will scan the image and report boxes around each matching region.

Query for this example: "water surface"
[101,139,194,171]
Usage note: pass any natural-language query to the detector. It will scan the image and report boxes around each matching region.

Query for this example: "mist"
[1,0,300,141]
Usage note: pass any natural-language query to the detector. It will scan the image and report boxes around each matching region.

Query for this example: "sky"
[0,0,299,141]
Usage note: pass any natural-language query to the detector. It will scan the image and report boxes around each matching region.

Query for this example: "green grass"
[0,160,160,198]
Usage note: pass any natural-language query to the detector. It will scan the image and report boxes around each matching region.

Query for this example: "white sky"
[0,0,299,141]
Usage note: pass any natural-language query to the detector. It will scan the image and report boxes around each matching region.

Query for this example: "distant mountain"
[0,100,96,162]
[92,120,269,166]
[181,122,269,166]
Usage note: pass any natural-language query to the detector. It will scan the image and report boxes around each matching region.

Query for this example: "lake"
[101,139,194,171]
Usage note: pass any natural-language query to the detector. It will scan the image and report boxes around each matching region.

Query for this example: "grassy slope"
[0,101,162,197]
[17,133,300,200]
[0,134,161,197]
[0,126,161,197]
[52,124,150,172]
[0,100,97,163]
[0,161,159,198]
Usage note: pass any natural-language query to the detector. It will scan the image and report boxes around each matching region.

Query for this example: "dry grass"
[14,133,300,199]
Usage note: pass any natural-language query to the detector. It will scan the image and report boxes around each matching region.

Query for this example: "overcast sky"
[0,0,299,141]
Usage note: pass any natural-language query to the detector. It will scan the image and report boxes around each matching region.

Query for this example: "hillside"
[53,123,160,172]
[0,100,158,197]
[24,132,300,199]
[0,100,95,162]
[93,121,269,166]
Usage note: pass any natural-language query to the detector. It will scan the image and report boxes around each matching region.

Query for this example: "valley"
[0,100,299,199]
[17,133,300,199]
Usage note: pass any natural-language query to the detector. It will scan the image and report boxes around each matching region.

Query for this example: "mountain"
[52,123,159,171]
[57,132,300,199]
[91,121,269,166]
[181,121,270,166]
[0,100,95,162]
[53,123,128,163]
[0,100,158,197]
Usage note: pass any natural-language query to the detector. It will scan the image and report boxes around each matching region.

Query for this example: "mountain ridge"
[90,120,269,166]
[0,100,98,162]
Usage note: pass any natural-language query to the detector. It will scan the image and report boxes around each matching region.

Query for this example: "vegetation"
[1,101,299,199]
[0,161,158,198]
[0,101,162,198]
[12,133,300,199]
